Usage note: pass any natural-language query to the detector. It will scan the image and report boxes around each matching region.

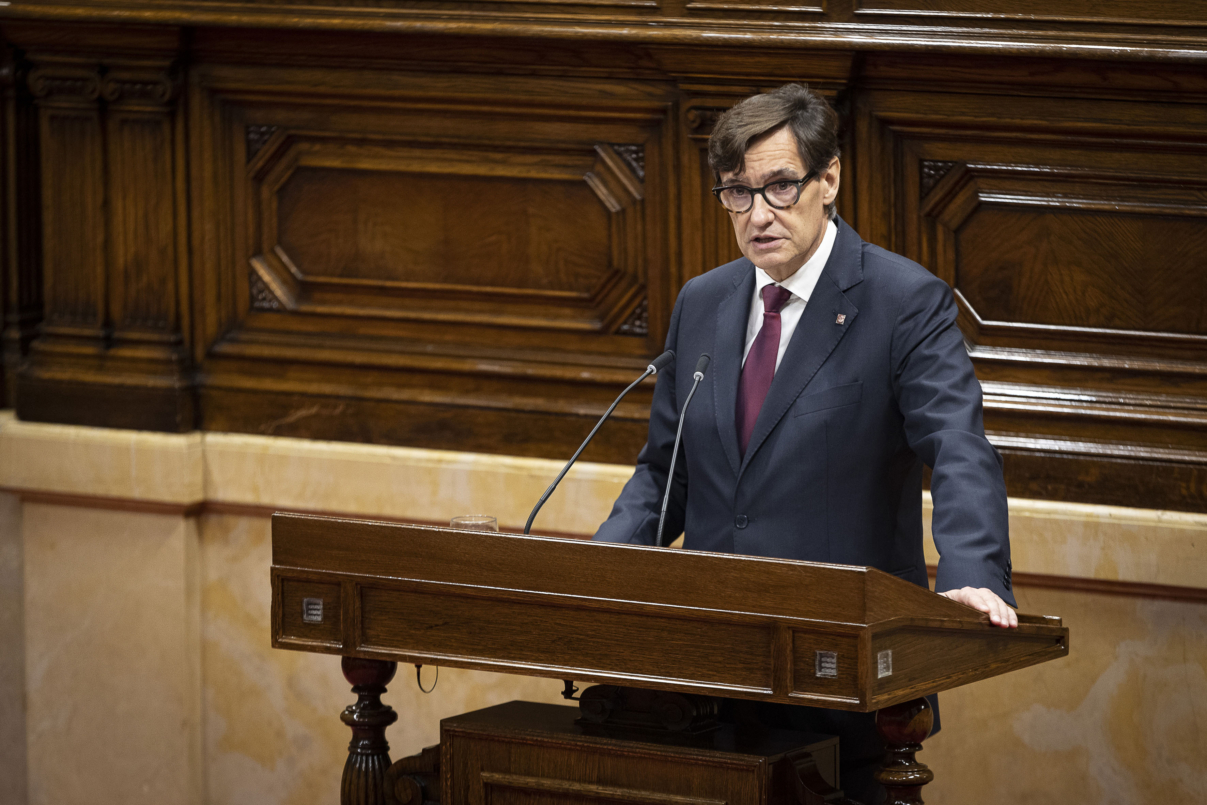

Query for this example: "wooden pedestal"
[439,701,849,805]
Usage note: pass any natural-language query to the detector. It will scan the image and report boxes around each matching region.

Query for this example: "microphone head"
[693,353,711,380]
[648,350,675,375]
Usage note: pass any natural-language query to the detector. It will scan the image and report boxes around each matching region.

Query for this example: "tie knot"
[762,284,792,314]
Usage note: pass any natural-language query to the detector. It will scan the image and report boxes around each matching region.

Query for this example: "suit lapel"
[738,221,863,478]
[713,263,753,478]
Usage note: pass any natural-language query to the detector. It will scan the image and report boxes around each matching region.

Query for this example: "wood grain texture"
[0,44,41,408]
[9,1,1207,64]
[442,701,841,805]
[854,0,1207,26]
[2,10,1206,510]
[359,584,776,692]
[852,58,1207,511]
[34,65,103,329]
[270,515,1070,711]
[9,25,195,429]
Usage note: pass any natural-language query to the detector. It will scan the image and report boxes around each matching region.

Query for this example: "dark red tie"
[737,284,792,458]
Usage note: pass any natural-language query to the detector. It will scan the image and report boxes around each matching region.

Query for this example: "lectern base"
[439,701,854,805]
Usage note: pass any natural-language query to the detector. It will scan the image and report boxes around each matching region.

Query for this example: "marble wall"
[0,491,26,805]
[21,505,201,805]
[1,414,1204,804]
[200,513,566,805]
[927,587,1207,803]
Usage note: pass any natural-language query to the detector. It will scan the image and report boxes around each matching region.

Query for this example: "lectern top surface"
[271,512,1067,711]
[273,512,990,628]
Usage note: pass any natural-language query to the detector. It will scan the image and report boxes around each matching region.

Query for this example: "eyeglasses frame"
[711,169,821,213]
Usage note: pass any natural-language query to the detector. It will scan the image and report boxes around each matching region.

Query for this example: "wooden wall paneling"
[101,58,194,425]
[0,42,41,407]
[2,11,1206,510]
[11,0,1207,74]
[202,384,656,465]
[6,23,194,430]
[30,59,103,331]
[853,65,1207,510]
[852,0,1207,27]
[187,62,240,365]
[921,165,1207,363]
[0,44,7,405]
[18,54,108,423]
[849,88,898,253]
[638,104,679,348]
[681,98,740,282]
[247,136,644,331]
[831,83,858,227]
[188,60,679,459]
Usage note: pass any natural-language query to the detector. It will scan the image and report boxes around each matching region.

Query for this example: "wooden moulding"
[270,514,1069,713]
[2,16,1205,516]
[6,2,1207,64]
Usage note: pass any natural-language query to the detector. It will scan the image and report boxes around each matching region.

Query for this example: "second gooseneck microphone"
[655,354,710,548]
[524,350,675,535]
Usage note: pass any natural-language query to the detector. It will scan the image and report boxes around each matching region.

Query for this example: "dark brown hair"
[707,84,840,219]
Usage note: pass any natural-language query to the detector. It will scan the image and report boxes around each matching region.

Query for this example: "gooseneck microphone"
[655,354,710,548]
[524,350,675,535]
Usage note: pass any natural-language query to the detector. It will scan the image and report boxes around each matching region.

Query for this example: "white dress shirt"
[742,219,839,371]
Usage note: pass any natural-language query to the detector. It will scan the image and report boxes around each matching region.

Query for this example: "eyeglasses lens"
[766,182,800,206]
[718,187,750,211]
[717,181,801,212]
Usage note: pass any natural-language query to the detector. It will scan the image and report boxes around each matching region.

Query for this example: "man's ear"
[821,157,841,206]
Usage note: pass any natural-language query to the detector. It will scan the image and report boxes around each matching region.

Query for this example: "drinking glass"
[450,515,498,532]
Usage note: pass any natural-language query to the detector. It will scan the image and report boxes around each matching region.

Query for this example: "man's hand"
[938,587,1018,628]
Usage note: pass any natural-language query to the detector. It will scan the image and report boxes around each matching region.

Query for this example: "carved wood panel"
[0,43,42,406]
[31,63,104,331]
[853,69,1207,509]
[854,0,1207,25]
[104,68,182,334]
[925,164,1207,358]
[184,60,681,462]
[8,22,195,431]
[3,13,1207,509]
[249,136,644,334]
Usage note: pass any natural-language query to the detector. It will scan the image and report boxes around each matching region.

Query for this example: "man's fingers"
[939,587,1018,628]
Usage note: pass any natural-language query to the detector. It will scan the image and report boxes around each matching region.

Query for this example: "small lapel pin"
[835,314,846,325]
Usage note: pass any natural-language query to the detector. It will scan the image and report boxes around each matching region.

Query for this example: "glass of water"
[450,515,499,532]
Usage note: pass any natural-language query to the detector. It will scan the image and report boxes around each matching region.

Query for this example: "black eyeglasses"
[711,170,819,213]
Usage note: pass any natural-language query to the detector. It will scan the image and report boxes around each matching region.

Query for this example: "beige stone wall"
[926,587,1207,804]
[1,413,1204,804]
[21,505,202,805]
[0,491,26,805]
[199,512,566,805]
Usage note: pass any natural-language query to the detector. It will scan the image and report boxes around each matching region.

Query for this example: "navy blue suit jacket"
[594,218,1014,606]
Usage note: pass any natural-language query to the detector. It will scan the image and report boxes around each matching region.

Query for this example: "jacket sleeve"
[890,273,1015,605]
[593,281,691,545]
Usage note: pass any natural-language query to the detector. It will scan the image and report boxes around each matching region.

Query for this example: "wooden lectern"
[270,513,1068,805]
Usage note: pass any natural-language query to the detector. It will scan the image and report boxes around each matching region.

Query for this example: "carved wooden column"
[875,698,935,805]
[0,42,41,406]
[341,657,399,805]
[8,24,193,431]
[97,58,193,426]
[23,53,106,417]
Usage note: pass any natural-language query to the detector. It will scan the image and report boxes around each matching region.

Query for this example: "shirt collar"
[752,219,838,303]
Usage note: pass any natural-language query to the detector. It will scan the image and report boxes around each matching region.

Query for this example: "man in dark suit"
[593,84,1017,803]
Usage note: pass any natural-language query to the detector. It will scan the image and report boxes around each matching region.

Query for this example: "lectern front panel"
[358,582,776,692]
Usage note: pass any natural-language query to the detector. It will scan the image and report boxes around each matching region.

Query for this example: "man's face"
[719,126,841,282]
